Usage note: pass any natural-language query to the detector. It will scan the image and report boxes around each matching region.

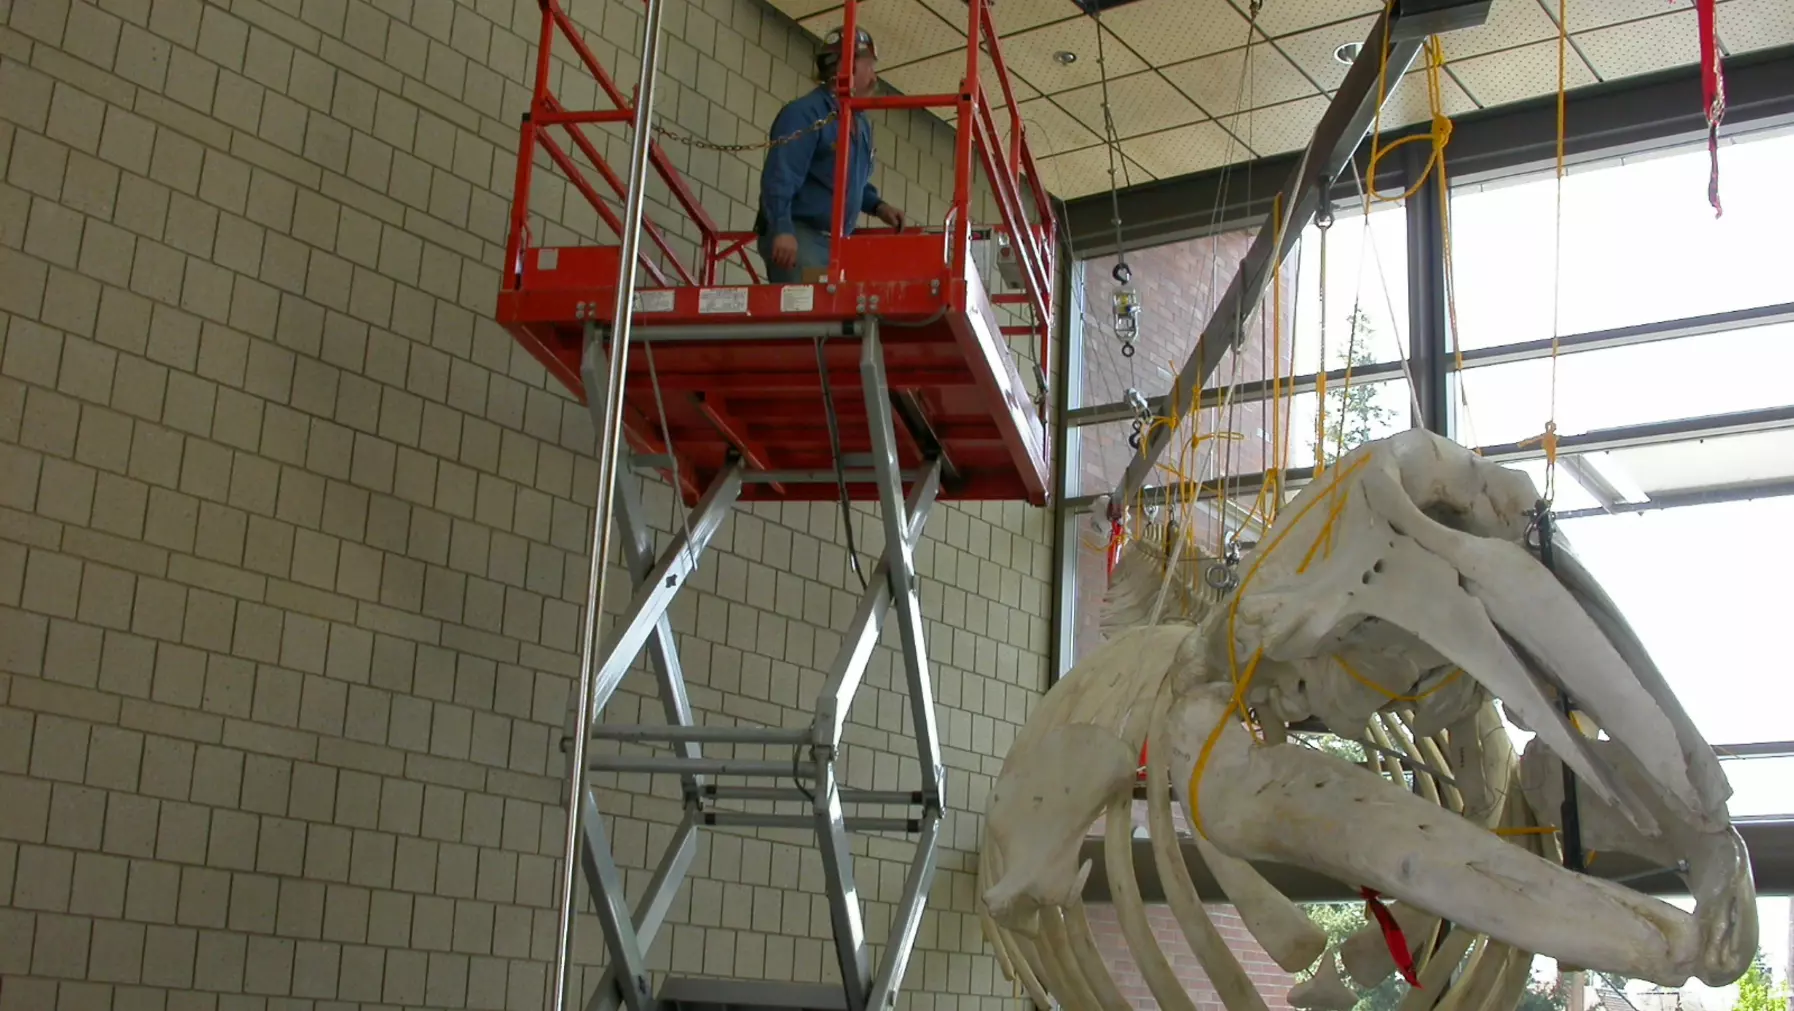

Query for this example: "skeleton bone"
[978,430,1757,1010]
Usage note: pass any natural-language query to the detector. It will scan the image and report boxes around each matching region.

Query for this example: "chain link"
[648,111,837,153]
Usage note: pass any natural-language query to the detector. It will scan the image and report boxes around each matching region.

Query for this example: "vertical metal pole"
[549,0,669,1003]
[1047,253,1081,685]
[829,0,858,263]
[1403,146,1450,435]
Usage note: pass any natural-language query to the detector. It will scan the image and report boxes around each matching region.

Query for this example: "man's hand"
[874,202,906,231]
[770,233,798,269]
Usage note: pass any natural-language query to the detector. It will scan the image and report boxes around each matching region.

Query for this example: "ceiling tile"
[1272,15,1376,92]
[800,0,966,66]
[994,17,1146,95]
[1252,0,1383,39]
[1446,37,1598,108]
[1218,94,1330,156]
[882,48,1042,103]
[1004,97,1104,159]
[1035,144,1154,199]
[1575,9,1700,80]
[1124,120,1244,178]
[1716,0,1794,54]
[1374,64,1480,128]
[1056,70,1209,139]
[1096,0,1253,68]
[1159,43,1320,119]
[1558,0,1703,33]
[924,0,1074,37]
[1437,0,1561,59]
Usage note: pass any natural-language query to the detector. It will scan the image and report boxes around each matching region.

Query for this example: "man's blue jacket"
[758,86,883,237]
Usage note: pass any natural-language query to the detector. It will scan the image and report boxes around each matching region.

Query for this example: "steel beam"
[1405,144,1450,435]
[1105,5,1450,517]
[860,318,945,804]
[813,462,941,751]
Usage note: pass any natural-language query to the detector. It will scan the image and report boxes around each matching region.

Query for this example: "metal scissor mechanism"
[564,318,948,1011]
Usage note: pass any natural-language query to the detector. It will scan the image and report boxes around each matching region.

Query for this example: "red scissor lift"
[502,0,1058,1009]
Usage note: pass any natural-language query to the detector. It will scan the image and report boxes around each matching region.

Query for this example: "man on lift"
[756,26,908,282]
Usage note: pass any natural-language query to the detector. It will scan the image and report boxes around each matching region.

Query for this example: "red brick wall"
[1086,902,1300,1011]
[1070,234,1301,663]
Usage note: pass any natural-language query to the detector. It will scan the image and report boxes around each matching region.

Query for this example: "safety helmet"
[816,26,877,80]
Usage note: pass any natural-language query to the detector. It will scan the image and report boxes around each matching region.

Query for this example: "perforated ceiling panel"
[1055,70,1208,139]
[1159,44,1320,118]
[799,0,965,64]
[748,0,1794,198]
[1127,118,1251,175]
[1000,17,1145,93]
[1718,0,1794,54]
[1096,0,1252,69]
[1447,36,1599,107]
[1576,8,1701,79]
[1221,94,1331,157]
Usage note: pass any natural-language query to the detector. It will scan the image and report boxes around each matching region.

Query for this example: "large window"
[1449,129,1794,351]
[1440,127,1794,840]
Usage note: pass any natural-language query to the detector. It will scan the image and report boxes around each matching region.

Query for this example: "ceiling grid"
[762,0,1782,197]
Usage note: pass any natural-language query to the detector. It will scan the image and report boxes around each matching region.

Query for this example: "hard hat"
[817,26,877,78]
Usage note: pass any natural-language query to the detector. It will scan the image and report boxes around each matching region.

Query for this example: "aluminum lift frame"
[493,0,1058,1005]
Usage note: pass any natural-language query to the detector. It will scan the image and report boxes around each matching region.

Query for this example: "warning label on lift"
[633,290,674,313]
[698,288,749,314]
[780,285,814,312]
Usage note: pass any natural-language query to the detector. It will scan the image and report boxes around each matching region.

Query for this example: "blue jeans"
[758,222,832,282]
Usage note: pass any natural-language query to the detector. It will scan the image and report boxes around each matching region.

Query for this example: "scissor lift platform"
[500,0,1058,1005]
[497,235,1051,506]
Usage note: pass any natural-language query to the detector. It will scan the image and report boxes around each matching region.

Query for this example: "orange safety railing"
[501,0,1060,365]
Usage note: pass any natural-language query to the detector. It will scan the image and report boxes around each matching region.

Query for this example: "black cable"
[814,335,869,590]
[793,742,815,805]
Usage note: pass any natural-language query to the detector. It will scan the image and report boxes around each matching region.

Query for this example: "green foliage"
[1300,903,1408,1011]
[1731,950,1787,1011]
[1299,903,1571,1011]
[1316,308,1400,467]
[1517,976,1569,1011]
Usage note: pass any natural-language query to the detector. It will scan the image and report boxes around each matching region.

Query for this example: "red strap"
[1105,518,1126,578]
[1695,0,1726,216]
[1360,887,1422,988]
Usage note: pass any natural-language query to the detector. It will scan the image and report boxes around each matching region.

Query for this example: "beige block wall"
[0,0,1051,1007]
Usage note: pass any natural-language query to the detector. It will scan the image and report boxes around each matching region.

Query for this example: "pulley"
[1111,261,1140,358]
[1124,387,1151,449]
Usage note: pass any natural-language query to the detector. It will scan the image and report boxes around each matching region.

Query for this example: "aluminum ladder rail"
[552,314,948,1011]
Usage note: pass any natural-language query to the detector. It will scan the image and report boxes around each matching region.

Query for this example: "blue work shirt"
[759,86,882,237]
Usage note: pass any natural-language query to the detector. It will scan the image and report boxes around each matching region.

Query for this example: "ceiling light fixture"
[1054,50,1078,64]
[1334,41,1362,65]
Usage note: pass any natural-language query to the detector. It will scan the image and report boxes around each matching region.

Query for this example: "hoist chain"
[649,111,837,153]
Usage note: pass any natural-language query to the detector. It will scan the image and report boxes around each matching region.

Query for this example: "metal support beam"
[1106,4,1450,517]
[1404,144,1451,435]
[1049,253,1083,686]
[560,321,950,1011]
[860,318,945,803]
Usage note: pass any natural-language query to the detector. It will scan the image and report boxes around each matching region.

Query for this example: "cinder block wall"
[0,0,1050,1007]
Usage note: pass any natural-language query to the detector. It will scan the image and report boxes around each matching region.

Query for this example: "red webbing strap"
[1105,518,1126,578]
[1359,887,1422,988]
[1695,0,1726,216]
